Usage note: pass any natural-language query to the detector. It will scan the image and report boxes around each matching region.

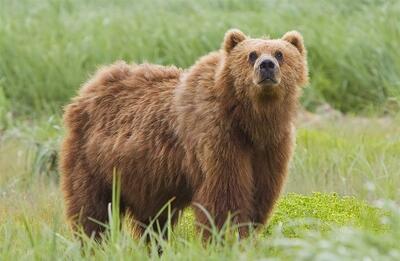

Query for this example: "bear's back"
[62,61,185,185]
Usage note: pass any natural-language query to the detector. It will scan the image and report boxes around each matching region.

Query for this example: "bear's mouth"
[258,77,278,85]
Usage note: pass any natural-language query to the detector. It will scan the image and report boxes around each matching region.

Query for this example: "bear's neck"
[216,67,299,147]
[238,94,298,147]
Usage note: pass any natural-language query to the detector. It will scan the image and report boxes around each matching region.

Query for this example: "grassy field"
[0,0,400,117]
[1,115,399,259]
[1,0,400,260]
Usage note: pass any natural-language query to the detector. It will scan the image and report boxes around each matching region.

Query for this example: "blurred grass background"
[0,0,399,119]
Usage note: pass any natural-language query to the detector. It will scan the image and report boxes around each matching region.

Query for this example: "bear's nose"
[259,59,276,71]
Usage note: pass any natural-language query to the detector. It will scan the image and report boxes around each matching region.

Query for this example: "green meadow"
[0,0,399,260]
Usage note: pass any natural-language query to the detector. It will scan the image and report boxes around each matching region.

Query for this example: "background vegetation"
[1,0,400,118]
[0,0,399,260]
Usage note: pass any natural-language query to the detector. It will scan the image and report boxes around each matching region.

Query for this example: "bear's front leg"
[193,140,254,240]
[252,136,293,227]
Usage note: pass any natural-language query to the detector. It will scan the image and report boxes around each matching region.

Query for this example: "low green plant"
[266,192,385,236]
[175,193,386,240]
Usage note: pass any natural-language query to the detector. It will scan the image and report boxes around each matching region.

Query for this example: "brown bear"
[60,29,308,241]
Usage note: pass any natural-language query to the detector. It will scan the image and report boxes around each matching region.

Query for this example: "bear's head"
[221,29,308,102]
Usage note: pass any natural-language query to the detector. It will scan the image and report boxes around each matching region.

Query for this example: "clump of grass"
[0,0,399,115]
[0,116,62,181]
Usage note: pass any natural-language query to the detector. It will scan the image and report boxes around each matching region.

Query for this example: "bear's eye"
[275,51,283,62]
[248,51,258,64]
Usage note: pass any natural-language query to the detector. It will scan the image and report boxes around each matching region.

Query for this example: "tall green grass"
[0,150,397,260]
[0,0,399,117]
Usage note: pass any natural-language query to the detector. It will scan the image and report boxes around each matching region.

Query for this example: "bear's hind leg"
[126,208,182,255]
[127,208,181,242]
[63,172,116,241]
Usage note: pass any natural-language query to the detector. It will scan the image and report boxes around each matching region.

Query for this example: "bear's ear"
[282,31,305,55]
[223,29,247,53]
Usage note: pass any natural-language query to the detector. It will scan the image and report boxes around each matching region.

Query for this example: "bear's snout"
[257,58,280,86]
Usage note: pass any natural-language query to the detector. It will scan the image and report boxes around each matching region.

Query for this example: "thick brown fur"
[60,29,308,241]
